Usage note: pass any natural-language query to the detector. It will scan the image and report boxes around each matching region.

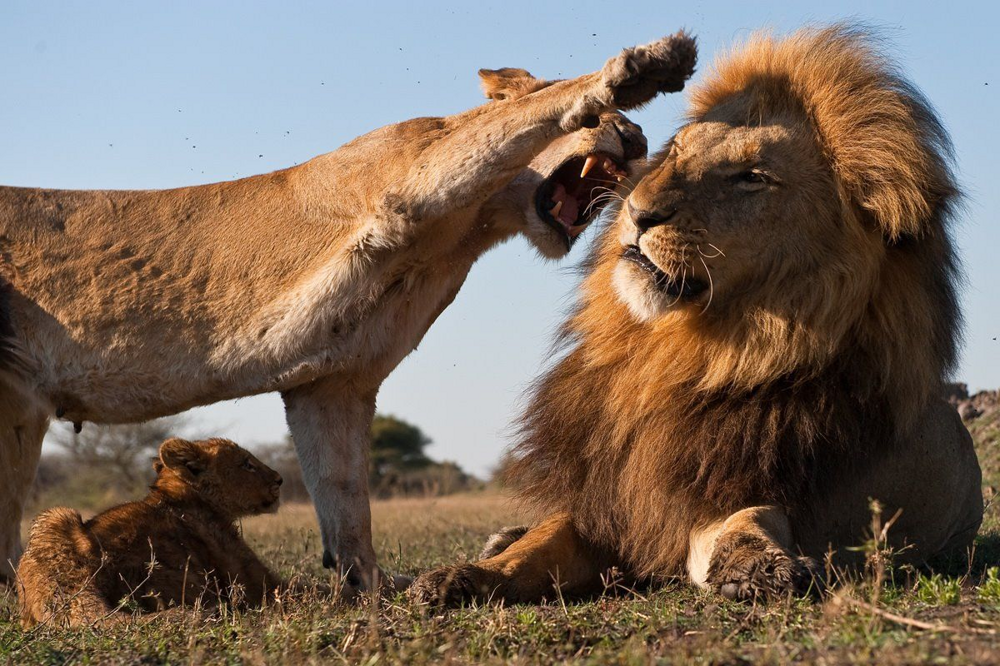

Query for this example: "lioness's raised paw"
[601,31,698,109]
[706,534,822,601]
[408,564,502,608]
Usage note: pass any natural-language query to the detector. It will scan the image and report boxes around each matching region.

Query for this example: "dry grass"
[3,411,1000,664]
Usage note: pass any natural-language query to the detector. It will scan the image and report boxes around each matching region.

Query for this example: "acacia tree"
[369,414,432,485]
[51,416,187,486]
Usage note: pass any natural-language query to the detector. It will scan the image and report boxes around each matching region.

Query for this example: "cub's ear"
[159,438,208,481]
[478,67,551,101]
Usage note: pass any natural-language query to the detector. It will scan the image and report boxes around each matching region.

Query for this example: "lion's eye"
[242,459,256,472]
[740,170,769,184]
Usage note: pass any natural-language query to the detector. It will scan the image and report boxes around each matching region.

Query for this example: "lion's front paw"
[408,564,502,608]
[706,535,822,601]
[601,31,698,108]
[479,526,529,560]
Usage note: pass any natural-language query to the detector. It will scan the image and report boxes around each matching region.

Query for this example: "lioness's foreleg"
[282,379,379,591]
[409,513,608,606]
[398,32,696,218]
[692,506,821,601]
[0,385,47,582]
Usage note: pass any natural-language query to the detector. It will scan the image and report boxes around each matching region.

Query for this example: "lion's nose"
[628,200,677,232]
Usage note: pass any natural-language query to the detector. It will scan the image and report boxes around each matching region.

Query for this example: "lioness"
[18,437,287,627]
[411,25,983,605]
[0,33,697,586]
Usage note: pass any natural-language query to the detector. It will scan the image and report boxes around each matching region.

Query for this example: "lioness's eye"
[242,459,256,472]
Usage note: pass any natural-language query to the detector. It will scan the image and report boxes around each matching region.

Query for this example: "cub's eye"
[241,459,256,472]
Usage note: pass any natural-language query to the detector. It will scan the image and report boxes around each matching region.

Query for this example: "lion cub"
[18,437,286,627]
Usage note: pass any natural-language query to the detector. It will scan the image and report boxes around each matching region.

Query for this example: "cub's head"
[596,25,959,411]
[154,438,282,519]
[479,67,650,258]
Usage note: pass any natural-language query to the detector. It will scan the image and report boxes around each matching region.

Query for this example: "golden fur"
[0,34,697,586]
[411,25,982,605]
[17,438,285,627]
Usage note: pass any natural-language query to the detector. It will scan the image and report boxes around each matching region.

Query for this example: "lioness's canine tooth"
[581,155,599,178]
[551,200,563,218]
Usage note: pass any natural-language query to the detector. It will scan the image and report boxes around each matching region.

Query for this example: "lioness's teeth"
[581,155,599,178]
[616,175,624,182]
[603,158,615,172]
[551,200,563,218]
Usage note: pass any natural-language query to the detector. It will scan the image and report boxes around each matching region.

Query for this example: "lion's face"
[479,68,648,258]
[612,112,875,322]
[157,437,283,518]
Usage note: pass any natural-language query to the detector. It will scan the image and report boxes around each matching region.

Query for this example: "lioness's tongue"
[551,183,580,227]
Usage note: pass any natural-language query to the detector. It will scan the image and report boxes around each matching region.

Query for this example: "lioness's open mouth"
[536,153,627,246]
[622,245,708,299]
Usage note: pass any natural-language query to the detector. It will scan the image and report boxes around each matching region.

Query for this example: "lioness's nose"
[628,200,677,232]
[614,121,647,161]
[275,474,283,486]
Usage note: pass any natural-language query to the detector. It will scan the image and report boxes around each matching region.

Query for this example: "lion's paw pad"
[707,537,822,601]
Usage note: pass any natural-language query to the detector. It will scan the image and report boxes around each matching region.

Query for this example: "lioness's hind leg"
[693,506,822,601]
[0,384,47,582]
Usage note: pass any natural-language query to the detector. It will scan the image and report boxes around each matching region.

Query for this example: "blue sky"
[3,1,997,476]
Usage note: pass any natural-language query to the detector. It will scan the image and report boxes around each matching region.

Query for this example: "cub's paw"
[408,564,502,608]
[706,534,822,601]
[478,526,529,560]
[601,31,698,108]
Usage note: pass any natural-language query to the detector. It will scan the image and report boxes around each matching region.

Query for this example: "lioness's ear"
[159,438,208,480]
[478,67,550,101]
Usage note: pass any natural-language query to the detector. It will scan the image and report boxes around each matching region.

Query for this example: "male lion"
[411,25,983,605]
[0,33,697,587]
[18,437,287,627]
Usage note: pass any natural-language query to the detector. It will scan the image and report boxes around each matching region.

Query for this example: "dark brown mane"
[507,25,961,577]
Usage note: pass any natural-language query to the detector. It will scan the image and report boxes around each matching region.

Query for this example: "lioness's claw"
[601,31,698,109]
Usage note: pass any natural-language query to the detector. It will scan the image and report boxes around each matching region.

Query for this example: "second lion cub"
[18,437,289,627]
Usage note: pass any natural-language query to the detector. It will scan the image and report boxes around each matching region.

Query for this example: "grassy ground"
[4,410,1000,664]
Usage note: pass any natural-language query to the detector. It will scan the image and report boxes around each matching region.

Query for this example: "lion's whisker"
[696,245,724,260]
[666,265,687,308]
[705,243,726,258]
[616,175,639,190]
[583,191,625,218]
[698,254,714,315]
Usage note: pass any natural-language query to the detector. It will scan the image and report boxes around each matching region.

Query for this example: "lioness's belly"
[14,255,471,424]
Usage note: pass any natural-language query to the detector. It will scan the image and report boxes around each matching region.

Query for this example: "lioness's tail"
[17,507,111,628]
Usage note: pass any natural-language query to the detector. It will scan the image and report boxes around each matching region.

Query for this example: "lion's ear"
[478,67,550,101]
[159,438,208,481]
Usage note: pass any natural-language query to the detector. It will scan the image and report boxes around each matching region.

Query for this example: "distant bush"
[30,416,187,512]
[257,415,482,501]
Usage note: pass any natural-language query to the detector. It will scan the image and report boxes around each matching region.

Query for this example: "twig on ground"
[831,592,997,635]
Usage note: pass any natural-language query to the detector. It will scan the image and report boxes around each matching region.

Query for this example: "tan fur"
[17,437,286,627]
[0,34,698,585]
[411,25,982,605]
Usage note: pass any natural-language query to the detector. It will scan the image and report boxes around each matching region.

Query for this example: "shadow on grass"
[922,529,1000,580]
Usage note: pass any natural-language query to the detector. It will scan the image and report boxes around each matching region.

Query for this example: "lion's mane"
[507,25,962,576]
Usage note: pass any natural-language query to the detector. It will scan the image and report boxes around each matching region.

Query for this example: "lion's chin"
[612,256,707,321]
